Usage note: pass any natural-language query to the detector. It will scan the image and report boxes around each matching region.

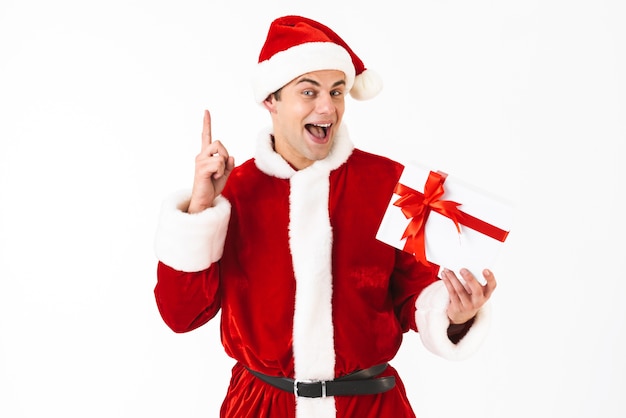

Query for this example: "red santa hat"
[252,15,383,103]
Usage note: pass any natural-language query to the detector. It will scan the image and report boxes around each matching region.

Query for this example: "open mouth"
[305,123,332,140]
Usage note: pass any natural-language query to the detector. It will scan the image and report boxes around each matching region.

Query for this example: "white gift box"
[376,162,514,279]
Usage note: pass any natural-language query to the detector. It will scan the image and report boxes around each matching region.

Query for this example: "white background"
[1,1,624,417]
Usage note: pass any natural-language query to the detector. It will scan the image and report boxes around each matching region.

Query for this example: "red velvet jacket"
[154,127,492,418]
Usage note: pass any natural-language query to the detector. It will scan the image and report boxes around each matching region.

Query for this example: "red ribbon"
[393,171,509,265]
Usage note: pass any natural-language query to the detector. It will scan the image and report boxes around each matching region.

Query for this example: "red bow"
[393,171,509,266]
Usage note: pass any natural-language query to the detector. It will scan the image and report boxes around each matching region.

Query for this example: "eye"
[331,90,344,97]
[303,90,315,97]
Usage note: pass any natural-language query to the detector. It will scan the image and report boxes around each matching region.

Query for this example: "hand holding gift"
[441,267,497,324]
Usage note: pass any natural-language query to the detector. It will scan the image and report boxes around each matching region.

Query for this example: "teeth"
[312,123,331,127]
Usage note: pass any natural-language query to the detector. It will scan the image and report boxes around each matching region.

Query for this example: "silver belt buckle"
[293,379,328,398]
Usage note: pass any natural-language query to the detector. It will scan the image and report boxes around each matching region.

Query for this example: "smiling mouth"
[305,123,331,139]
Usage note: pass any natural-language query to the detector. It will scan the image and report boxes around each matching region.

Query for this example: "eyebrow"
[296,78,346,88]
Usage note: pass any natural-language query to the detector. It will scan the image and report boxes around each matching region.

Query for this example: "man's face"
[264,70,347,170]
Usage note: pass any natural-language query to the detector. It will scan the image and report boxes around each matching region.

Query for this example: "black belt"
[246,363,396,398]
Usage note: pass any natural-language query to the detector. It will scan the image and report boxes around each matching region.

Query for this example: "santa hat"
[252,15,383,103]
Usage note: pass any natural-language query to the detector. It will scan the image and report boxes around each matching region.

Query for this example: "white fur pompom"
[349,68,383,100]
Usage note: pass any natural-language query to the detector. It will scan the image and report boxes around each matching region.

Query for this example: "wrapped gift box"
[376,162,514,279]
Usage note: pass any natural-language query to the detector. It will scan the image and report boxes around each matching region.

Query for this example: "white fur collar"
[254,124,355,178]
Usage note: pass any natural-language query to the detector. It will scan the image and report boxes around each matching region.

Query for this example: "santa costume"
[154,15,492,418]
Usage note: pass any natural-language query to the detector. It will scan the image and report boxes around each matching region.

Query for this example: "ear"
[263,94,277,113]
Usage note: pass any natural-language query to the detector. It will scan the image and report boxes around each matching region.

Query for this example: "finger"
[195,155,221,179]
[445,268,472,295]
[459,268,483,295]
[210,156,235,183]
[482,269,497,298]
[441,269,466,303]
[225,155,236,174]
[440,270,454,293]
[211,159,226,179]
[201,109,212,151]
[208,153,229,180]
[211,140,230,159]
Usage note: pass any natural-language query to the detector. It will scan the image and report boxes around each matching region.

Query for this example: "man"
[154,15,496,418]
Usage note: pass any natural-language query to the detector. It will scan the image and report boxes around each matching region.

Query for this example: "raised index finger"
[201,109,212,150]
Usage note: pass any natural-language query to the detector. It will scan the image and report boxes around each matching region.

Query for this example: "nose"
[315,93,336,114]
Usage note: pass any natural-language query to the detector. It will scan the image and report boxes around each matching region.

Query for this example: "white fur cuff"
[154,190,231,272]
[415,280,492,361]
